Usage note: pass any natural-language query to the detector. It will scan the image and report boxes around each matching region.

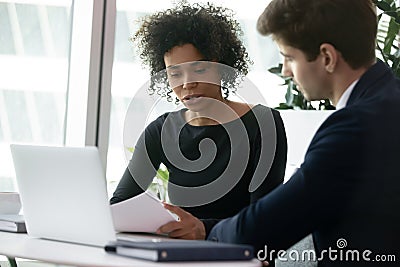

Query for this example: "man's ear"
[320,43,337,74]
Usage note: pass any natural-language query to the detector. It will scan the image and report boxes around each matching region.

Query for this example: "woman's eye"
[194,68,206,74]
[168,72,181,78]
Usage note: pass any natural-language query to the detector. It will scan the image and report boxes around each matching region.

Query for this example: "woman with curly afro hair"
[134,2,251,101]
[111,2,287,241]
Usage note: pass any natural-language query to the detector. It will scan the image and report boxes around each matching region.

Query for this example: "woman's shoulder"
[250,104,282,119]
[236,103,279,118]
[146,109,186,129]
[250,103,276,112]
[238,104,285,134]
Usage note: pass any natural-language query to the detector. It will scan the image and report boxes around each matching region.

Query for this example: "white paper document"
[111,192,178,233]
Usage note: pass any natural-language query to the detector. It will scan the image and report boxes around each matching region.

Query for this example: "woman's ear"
[320,43,337,74]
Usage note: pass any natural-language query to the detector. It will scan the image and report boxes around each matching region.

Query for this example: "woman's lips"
[182,94,204,105]
[183,94,202,100]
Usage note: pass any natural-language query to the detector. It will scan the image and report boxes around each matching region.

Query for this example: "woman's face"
[164,43,223,111]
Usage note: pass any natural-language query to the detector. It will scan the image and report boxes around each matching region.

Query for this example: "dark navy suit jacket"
[207,60,400,266]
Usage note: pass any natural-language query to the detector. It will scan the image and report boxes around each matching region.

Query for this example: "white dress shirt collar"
[335,79,358,110]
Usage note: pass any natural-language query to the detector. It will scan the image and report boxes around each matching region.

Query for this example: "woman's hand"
[156,203,206,240]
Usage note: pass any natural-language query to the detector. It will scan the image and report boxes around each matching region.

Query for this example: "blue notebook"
[105,239,254,262]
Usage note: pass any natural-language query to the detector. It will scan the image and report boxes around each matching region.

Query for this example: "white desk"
[0,232,261,267]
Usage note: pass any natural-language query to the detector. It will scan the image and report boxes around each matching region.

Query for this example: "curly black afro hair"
[132,2,252,101]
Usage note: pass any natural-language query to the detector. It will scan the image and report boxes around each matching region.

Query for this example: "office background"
[0,0,284,195]
[1,1,394,267]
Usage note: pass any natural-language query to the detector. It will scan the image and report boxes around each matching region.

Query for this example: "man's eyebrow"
[280,51,291,57]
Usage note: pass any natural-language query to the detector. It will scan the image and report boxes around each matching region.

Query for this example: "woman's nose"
[183,81,198,90]
[182,74,198,89]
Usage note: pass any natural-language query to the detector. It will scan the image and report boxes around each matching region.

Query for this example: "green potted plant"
[375,0,400,77]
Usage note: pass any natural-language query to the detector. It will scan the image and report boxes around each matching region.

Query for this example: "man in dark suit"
[207,0,400,266]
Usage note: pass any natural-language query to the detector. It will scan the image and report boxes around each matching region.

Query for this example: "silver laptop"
[10,144,117,247]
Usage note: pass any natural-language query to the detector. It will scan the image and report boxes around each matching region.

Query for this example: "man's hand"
[156,203,206,240]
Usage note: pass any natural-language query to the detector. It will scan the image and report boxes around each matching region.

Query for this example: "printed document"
[111,192,178,233]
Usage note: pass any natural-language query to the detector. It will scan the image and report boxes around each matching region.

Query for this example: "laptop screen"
[11,144,116,247]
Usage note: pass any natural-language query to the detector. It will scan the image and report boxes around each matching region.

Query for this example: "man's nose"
[281,63,292,78]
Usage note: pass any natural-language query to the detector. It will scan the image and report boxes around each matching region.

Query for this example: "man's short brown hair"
[257,0,377,69]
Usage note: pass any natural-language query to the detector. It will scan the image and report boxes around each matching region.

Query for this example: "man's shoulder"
[311,108,365,145]
[320,106,365,128]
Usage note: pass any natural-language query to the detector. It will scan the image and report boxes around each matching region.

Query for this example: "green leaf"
[156,169,169,182]
[376,1,392,12]
[275,103,293,110]
[268,64,283,74]
[384,17,400,54]
[285,82,294,105]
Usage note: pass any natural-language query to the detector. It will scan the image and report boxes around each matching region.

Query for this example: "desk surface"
[0,232,261,267]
